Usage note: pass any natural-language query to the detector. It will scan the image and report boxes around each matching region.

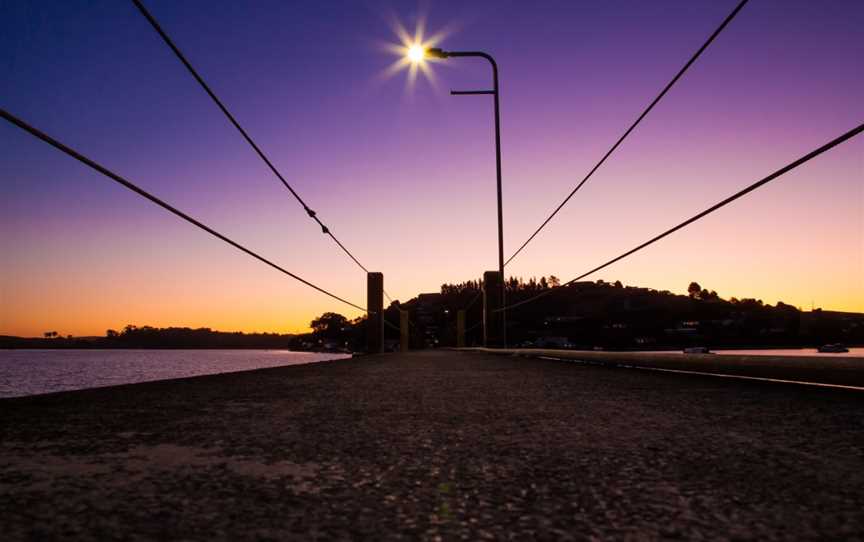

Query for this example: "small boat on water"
[683,346,712,354]
[817,344,849,353]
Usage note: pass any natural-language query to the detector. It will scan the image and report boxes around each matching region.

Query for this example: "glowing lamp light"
[381,17,450,90]
[407,44,425,63]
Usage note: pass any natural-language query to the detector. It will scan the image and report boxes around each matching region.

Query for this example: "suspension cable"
[505,0,749,267]
[466,289,483,309]
[130,0,375,276]
[497,121,864,312]
[1,108,367,312]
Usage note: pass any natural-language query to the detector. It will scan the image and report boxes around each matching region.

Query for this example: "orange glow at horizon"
[3,135,863,338]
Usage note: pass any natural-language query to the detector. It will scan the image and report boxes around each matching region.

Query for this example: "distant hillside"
[383,277,864,349]
[0,326,297,350]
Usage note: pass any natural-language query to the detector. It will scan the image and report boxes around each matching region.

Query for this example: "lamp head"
[426,47,449,59]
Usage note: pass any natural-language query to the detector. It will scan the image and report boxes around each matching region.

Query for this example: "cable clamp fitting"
[305,208,316,218]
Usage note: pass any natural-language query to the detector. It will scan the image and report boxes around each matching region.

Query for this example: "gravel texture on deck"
[2,350,863,540]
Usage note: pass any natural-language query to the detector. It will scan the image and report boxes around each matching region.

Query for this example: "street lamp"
[415,46,507,347]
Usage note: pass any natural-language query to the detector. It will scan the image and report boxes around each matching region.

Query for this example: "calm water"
[0,349,351,398]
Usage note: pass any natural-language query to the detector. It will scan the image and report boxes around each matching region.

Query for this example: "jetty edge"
[462,347,864,387]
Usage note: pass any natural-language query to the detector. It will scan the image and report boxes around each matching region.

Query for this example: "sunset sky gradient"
[2,0,862,337]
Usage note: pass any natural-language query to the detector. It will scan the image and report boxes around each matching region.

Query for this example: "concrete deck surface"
[2,350,863,540]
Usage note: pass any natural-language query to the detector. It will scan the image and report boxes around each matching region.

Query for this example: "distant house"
[664,322,699,336]
[537,335,571,348]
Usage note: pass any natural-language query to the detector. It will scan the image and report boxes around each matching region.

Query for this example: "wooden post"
[457,310,466,348]
[483,270,504,347]
[367,272,383,353]
[400,310,409,352]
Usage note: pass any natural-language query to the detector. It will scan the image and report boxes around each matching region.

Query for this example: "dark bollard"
[483,271,504,348]
[367,272,383,353]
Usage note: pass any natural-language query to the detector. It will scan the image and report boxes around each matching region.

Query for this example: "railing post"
[457,310,466,348]
[400,310,409,352]
[367,272,383,353]
[483,270,504,348]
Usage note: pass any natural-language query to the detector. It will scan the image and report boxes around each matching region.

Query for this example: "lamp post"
[424,47,506,347]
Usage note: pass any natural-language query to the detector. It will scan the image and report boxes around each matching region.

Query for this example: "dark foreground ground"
[2,350,863,540]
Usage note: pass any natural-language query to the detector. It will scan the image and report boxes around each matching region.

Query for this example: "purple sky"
[1,0,862,336]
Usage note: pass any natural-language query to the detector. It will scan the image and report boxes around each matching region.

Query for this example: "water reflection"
[0,350,351,398]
